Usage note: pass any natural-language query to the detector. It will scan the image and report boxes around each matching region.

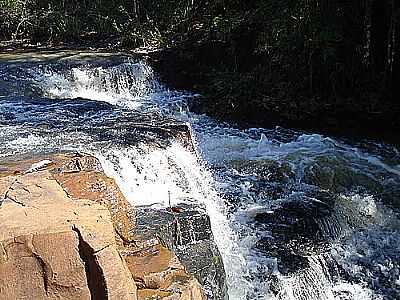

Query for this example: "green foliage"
[0,0,166,44]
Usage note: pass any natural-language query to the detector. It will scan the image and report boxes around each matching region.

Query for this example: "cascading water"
[1,51,399,300]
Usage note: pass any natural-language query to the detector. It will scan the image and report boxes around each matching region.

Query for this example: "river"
[0,51,399,300]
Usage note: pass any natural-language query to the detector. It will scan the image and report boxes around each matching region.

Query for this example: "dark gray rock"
[135,203,228,300]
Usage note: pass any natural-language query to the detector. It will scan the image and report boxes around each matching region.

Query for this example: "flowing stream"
[1,51,399,300]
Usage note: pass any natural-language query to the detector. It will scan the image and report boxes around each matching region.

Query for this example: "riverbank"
[149,43,400,147]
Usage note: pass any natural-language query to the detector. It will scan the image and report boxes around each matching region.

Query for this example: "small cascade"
[276,254,382,300]
[277,255,336,300]
[31,59,163,109]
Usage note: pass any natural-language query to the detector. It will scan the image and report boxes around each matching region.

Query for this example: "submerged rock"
[0,153,208,300]
[229,159,294,183]
[255,190,338,261]
[303,155,380,193]
[254,188,381,280]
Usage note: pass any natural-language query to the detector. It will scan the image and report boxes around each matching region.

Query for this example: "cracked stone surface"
[0,153,136,300]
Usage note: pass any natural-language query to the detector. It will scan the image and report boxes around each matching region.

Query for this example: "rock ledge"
[0,153,207,300]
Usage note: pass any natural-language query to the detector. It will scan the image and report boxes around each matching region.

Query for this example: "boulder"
[228,159,294,183]
[303,155,380,193]
[0,161,136,299]
[135,204,228,300]
[0,153,207,300]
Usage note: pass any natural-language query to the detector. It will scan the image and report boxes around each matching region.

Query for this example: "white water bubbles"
[199,125,400,300]
[275,254,381,300]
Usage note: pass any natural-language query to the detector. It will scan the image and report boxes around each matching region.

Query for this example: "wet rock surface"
[135,204,228,300]
[229,159,294,183]
[252,190,338,278]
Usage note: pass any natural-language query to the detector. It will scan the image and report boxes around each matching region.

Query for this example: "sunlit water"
[1,52,399,300]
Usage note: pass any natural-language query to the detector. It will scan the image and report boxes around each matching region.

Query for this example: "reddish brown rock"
[0,153,206,300]
[0,153,136,300]
[0,231,90,299]
[124,242,206,300]
[49,153,136,243]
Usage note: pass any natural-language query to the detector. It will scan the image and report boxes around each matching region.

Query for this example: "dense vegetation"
[1,0,399,135]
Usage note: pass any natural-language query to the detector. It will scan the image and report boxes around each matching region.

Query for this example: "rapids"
[0,51,399,300]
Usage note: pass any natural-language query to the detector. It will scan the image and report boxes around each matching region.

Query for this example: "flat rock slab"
[0,153,136,299]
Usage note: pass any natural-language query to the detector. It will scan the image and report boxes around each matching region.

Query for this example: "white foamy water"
[96,143,252,299]
[31,60,163,109]
[1,53,399,300]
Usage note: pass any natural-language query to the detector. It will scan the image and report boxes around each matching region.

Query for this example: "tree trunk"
[392,2,400,102]
[370,0,390,73]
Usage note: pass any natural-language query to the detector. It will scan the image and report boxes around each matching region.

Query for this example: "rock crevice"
[72,226,108,300]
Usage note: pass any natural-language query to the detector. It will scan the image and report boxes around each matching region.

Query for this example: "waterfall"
[1,52,399,300]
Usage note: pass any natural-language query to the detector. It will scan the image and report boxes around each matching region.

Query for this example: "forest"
[1,0,399,137]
